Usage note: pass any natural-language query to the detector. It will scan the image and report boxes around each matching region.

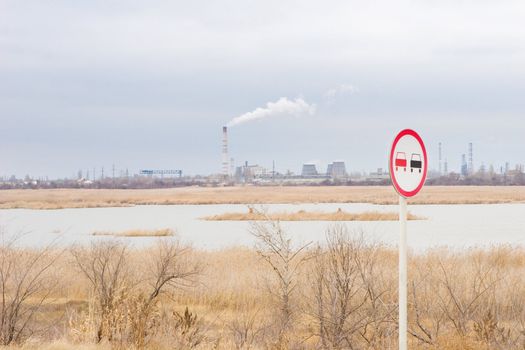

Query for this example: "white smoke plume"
[227,97,316,127]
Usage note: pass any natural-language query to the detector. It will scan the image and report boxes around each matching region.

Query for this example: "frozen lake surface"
[1,203,524,250]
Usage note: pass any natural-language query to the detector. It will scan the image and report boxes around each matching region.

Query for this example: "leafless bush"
[70,239,201,348]
[435,252,499,338]
[0,234,60,345]
[250,214,311,349]
[310,225,395,349]
[354,233,397,348]
[131,239,201,348]
[469,250,522,349]
[172,307,206,348]
[226,308,268,350]
[125,292,161,348]
[409,249,521,349]
[500,276,525,349]
[410,253,447,346]
[154,305,213,349]
[70,241,131,343]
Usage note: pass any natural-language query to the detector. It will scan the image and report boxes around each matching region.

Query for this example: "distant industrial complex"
[218,126,389,185]
[1,126,525,189]
[217,126,524,186]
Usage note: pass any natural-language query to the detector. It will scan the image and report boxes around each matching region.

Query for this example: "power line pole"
[438,142,442,175]
[112,164,116,188]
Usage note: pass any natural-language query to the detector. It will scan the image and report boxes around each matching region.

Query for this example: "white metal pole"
[399,195,408,350]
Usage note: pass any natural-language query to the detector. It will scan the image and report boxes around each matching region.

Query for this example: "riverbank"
[1,186,524,209]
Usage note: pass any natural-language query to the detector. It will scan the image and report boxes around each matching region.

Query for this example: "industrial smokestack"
[222,126,229,178]
[468,142,473,175]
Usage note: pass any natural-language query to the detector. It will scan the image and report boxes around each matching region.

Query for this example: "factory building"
[301,163,318,177]
[327,161,347,178]
[235,161,267,182]
[368,168,389,181]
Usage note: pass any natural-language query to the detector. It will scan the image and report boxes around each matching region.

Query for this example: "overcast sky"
[1,0,524,178]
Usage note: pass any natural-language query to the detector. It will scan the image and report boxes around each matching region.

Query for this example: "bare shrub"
[500,276,525,348]
[71,238,201,348]
[409,249,514,348]
[172,307,206,348]
[410,253,447,345]
[470,249,521,349]
[310,225,395,349]
[0,234,60,345]
[125,293,161,348]
[226,308,268,350]
[155,306,210,349]
[354,233,397,348]
[435,252,499,338]
[70,241,130,343]
[131,239,201,348]
[250,215,311,349]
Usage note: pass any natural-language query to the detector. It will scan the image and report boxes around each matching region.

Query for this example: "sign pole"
[399,195,408,350]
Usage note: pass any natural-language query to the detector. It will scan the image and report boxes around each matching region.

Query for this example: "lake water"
[0,203,524,250]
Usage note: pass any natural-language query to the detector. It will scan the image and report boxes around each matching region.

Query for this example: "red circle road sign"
[389,129,428,198]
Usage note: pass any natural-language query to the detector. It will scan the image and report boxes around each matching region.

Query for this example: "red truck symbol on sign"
[395,152,407,171]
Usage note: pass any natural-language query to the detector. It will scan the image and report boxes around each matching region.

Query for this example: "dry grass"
[0,186,524,209]
[16,341,110,350]
[92,228,174,237]
[2,239,525,349]
[203,209,423,221]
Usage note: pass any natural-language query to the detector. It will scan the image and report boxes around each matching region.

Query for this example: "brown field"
[1,224,525,349]
[1,186,525,209]
[92,228,174,237]
[202,209,423,221]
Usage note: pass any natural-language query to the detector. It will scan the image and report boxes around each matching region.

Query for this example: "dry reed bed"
[1,186,525,209]
[92,228,174,237]
[202,209,423,221]
[2,229,525,349]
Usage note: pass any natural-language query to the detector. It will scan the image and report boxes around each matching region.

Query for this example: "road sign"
[388,128,427,350]
[389,129,428,198]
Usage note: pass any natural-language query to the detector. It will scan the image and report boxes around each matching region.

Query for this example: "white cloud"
[324,84,360,101]
[227,97,316,127]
